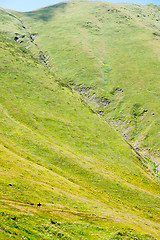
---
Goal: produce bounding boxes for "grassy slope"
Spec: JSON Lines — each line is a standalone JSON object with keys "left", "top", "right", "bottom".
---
{"left": 20, "top": 0, "right": 160, "bottom": 162}
{"left": 0, "top": 4, "right": 160, "bottom": 240}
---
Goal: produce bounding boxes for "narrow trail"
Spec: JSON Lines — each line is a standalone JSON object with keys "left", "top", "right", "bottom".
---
{"left": 1, "top": 198, "right": 160, "bottom": 233}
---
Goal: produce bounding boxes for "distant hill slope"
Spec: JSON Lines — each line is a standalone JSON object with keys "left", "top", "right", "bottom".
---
{"left": 16, "top": 0, "right": 160, "bottom": 167}
{"left": 0, "top": 2, "right": 160, "bottom": 239}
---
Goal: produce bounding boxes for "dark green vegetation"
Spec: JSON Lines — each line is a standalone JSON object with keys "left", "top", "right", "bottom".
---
{"left": 0, "top": 1, "right": 160, "bottom": 239}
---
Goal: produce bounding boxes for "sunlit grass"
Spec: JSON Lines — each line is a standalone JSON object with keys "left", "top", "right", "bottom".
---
{"left": 0, "top": 2, "right": 160, "bottom": 239}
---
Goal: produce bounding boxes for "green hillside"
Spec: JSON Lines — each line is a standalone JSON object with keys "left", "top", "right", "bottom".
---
{"left": 0, "top": 1, "right": 160, "bottom": 239}
{"left": 19, "top": 0, "right": 160, "bottom": 167}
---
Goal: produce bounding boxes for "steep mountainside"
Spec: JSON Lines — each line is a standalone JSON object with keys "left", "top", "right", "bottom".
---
{"left": 0, "top": 1, "right": 160, "bottom": 239}
{"left": 18, "top": 0, "right": 160, "bottom": 167}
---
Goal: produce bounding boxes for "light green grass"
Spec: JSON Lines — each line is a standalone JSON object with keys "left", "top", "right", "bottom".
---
{"left": 19, "top": 0, "right": 160, "bottom": 159}
{"left": 0, "top": 2, "right": 160, "bottom": 239}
